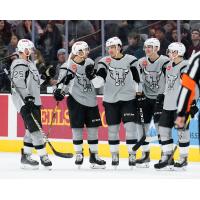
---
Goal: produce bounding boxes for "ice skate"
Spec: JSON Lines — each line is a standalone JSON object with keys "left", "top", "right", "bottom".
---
{"left": 154, "top": 153, "right": 174, "bottom": 170}
{"left": 89, "top": 149, "right": 106, "bottom": 169}
{"left": 174, "top": 157, "right": 188, "bottom": 171}
{"left": 21, "top": 149, "right": 39, "bottom": 170}
{"left": 40, "top": 154, "right": 52, "bottom": 170}
{"left": 136, "top": 151, "right": 150, "bottom": 168}
{"left": 75, "top": 153, "right": 84, "bottom": 169}
{"left": 112, "top": 153, "right": 119, "bottom": 170}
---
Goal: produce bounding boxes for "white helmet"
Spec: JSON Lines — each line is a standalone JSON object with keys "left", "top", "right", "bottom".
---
{"left": 106, "top": 37, "right": 122, "bottom": 47}
{"left": 17, "top": 39, "right": 34, "bottom": 56}
{"left": 72, "top": 41, "right": 89, "bottom": 56}
{"left": 144, "top": 38, "right": 160, "bottom": 51}
{"left": 167, "top": 42, "right": 186, "bottom": 56}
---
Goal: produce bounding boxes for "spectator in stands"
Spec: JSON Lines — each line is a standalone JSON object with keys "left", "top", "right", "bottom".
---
{"left": 123, "top": 31, "right": 145, "bottom": 59}
{"left": 7, "top": 34, "right": 19, "bottom": 55}
{"left": 68, "top": 20, "right": 97, "bottom": 49}
{"left": 118, "top": 21, "right": 129, "bottom": 45}
{"left": 171, "top": 28, "right": 178, "bottom": 42}
{"left": 155, "top": 27, "right": 170, "bottom": 55}
{"left": 53, "top": 48, "right": 66, "bottom": 80}
{"left": 105, "top": 22, "right": 119, "bottom": 41}
{"left": 170, "top": 28, "right": 191, "bottom": 59}
{"left": 33, "top": 49, "right": 46, "bottom": 73}
{"left": 38, "top": 21, "right": 63, "bottom": 64}
{"left": 163, "top": 21, "right": 177, "bottom": 42}
{"left": 148, "top": 27, "right": 156, "bottom": 38}
{"left": 186, "top": 29, "right": 200, "bottom": 58}
{"left": 16, "top": 20, "right": 39, "bottom": 42}
{"left": 0, "top": 20, "right": 12, "bottom": 59}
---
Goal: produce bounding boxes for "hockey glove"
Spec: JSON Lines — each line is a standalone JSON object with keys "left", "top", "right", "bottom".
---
{"left": 53, "top": 89, "right": 65, "bottom": 101}
{"left": 24, "top": 95, "right": 35, "bottom": 110}
{"left": 190, "top": 100, "right": 199, "bottom": 118}
{"left": 41, "top": 66, "right": 56, "bottom": 82}
{"left": 85, "top": 64, "right": 96, "bottom": 80}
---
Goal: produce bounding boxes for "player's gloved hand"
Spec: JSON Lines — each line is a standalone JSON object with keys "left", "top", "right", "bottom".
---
{"left": 190, "top": 100, "right": 199, "bottom": 118}
{"left": 53, "top": 89, "right": 65, "bottom": 101}
{"left": 24, "top": 95, "right": 35, "bottom": 110}
{"left": 136, "top": 93, "right": 146, "bottom": 108}
{"left": 41, "top": 65, "right": 56, "bottom": 81}
{"left": 85, "top": 64, "right": 96, "bottom": 80}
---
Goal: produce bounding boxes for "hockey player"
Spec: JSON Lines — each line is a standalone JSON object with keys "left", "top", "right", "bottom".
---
{"left": 10, "top": 39, "right": 53, "bottom": 169}
{"left": 154, "top": 42, "right": 198, "bottom": 170}
{"left": 53, "top": 41, "right": 106, "bottom": 169}
{"left": 175, "top": 51, "right": 200, "bottom": 129}
{"left": 135, "top": 38, "right": 170, "bottom": 167}
{"left": 175, "top": 52, "right": 200, "bottom": 169}
{"left": 85, "top": 36, "right": 141, "bottom": 168}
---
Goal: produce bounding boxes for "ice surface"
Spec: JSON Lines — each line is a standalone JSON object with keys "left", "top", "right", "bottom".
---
{"left": 0, "top": 152, "right": 199, "bottom": 179}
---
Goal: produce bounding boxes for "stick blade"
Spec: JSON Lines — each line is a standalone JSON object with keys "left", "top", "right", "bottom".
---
{"left": 132, "top": 135, "right": 146, "bottom": 151}
{"left": 53, "top": 151, "right": 73, "bottom": 158}
{"left": 47, "top": 141, "right": 73, "bottom": 158}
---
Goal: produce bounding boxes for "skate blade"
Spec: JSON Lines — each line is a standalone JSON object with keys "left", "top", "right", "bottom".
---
{"left": 21, "top": 164, "right": 39, "bottom": 170}
{"left": 174, "top": 166, "right": 187, "bottom": 171}
{"left": 90, "top": 164, "right": 106, "bottom": 169}
{"left": 129, "top": 165, "right": 135, "bottom": 170}
{"left": 155, "top": 166, "right": 174, "bottom": 171}
{"left": 42, "top": 165, "right": 53, "bottom": 171}
{"left": 112, "top": 165, "right": 118, "bottom": 170}
{"left": 77, "top": 165, "right": 82, "bottom": 170}
{"left": 136, "top": 163, "right": 150, "bottom": 168}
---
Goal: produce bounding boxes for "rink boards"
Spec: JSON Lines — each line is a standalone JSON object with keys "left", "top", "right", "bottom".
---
{"left": 0, "top": 94, "right": 200, "bottom": 162}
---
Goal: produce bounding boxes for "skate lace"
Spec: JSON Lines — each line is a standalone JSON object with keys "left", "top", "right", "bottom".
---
{"left": 41, "top": 155, "right": 50, "bottom": 163}
{"left": 129, "top": 154, "right": 136, "bottom": 162}
{"left": 112, "top": 154, "right": 119, "bottom": 161}
{"left": 95, "top": 154, "right": 102, "bottom": 161}
{"left": 26, "top": 155, "right": 35, "bottom": 162}
{"left": 76, "top": 154, "right": 83, "bottom": 161}
{"left": 177, "top": 157, "right": 186, "bottom": 164}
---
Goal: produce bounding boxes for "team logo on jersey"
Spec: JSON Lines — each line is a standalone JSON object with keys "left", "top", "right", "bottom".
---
{"left": 71, "top": 64, "right": 77, "bottom": 73}
{"left": 167, "top": 74, "right": 178, "bottom": 90}
{"left": 108, "top": 66, "right": 129, "bottom": 86}
{"left": 76, "top": 73, "right": 92, "bottom": 92}
{"left": 143, "top": 68, "right": 162, "bottom": 89}
{"left": 166, "top": 65, "right": 172, "bottom": 71}
{"left": 106, "top": 57, "right": 112, "bottom": 64}
{"left": 142, "top": 59, "right": 148, "bottom": 68}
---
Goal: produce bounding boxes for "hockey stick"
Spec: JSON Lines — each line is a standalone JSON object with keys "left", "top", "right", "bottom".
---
{"left": 132, "top": 105, "right": 146, "bottom": 151}
{"left": 0, "top": 53, "right": 18, "bottom": 62}
{"left": 4, "top": 68, "right": 73, "bottom": 158}
{"left": 0, "top": 54, "right": 18, "bottom": 76}
{"left": 46, "top": 101, "right": 59, "bottom": 138}
{"left": 168, "top": 115, "right": 191, "bottom": 164}
{"left": 47, "top": 53, "right": 75, "bottom": 138}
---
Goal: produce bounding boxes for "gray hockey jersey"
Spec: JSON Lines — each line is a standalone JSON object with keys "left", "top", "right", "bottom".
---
{"left": 10, "top": 58, "right": 41, "bottom": 112}
{"left": 138, "top": 55, "right": 170, "bottom": 99}
{"left": 57, "top": 58, "right": 97, "bottom": 107}
{"left": 163, "top": 60, "right": 188, "bottom": 110}
{"left": 97, "top": 54, "right": 139, "bottom": 103}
